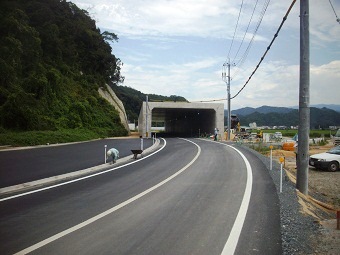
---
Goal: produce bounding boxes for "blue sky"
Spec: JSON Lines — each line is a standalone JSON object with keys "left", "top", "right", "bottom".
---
{"left": 73, "top": 0, "right": 340, "bottom": 110}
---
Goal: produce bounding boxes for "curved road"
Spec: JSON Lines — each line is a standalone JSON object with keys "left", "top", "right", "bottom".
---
{"left": 0, "top": 138, "right": 154, "bottom": 188}
{"left": 0, "top": 138, "right": 281, "bottom": 254}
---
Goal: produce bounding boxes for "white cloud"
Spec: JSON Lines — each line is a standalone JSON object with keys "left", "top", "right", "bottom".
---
{"left": 73, "top": 0, "right": 340, "bottom": 109}
{"left": 75, "top": 0, "right": 340, "bottom": 42}
{"left": 310, "top": 60, "right": 340, "bottom": 104}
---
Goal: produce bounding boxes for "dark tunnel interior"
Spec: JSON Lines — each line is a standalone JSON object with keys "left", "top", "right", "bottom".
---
{"left": 151, "top": 108, "right": 216, "bottom": 137}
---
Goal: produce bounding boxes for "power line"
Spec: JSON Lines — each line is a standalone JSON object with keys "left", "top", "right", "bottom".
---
{"left": 232, "top": 0, "right": 271, "bottom": 79}
{"left": 329, "top": 0, "right": 340, "bottom": 24}
{"left": 231, "top": 0, "right": 259, "bottom": 64}
{"left": 231, "top": 0, "right": 297, "bottom": 100}
{"left": 227, "top": 0, "right": 244, "bottom": 59}
{"left": 194, "top": 0, "right": 296, "bottom": 104}
{"left": 192, "top": 98, "right": 225, "bottom": 103}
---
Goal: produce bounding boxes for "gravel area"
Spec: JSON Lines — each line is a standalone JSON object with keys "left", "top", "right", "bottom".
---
{"left": 237, "top": 144, "right": 337, "bottom": 255}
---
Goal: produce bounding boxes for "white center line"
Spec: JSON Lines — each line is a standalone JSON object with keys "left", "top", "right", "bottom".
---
{"left": 14, "top": 138, "right": 201, "bottom": 255}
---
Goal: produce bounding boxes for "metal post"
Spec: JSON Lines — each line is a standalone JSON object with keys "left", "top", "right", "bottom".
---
{"left": 296, "top": 0, "right": 310, "bottom": 195}
{"left": 104, "top": 145, "right": 107, "bottom": 164}
{"left": 145, "top": 95, "right": 148, "bottom": 138}
{"left": 280, "top": 162, "right": 283, "bottom": 193}
{"left": 279, "top": 157, "right": 284, "bottom": 193}
{"left": 227, "top": 63, "right": 231, "bottom": 141}
{"left": 270, "top": 145, "right": 273, "bottom": 170}
{"left": 222, "top": 60, "right": 231, "bottom": 140}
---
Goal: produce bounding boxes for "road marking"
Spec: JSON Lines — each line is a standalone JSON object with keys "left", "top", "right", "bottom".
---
{"left": 1, "top": 139, "right": 167, "bottom": 202}
{"left": 14, "top": 138, "right": 201, "bottom": 254}
{"left": 221, "top": 145, "right": 253, "bottom": 255}
{"left": 198, "top": 139, "right": 253, "bottom": 255}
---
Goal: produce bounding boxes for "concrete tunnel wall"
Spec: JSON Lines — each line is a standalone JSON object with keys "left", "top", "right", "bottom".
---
{"left": 138, "top": 102, "right": 224, "bottom": 138}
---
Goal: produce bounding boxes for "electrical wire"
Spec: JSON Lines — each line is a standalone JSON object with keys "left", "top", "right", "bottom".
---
{"left": 232, "top": 0, "right": 270, "bottom": 79}
{"left": 231, "top": 0, "right": 259, "bottom": 65}
{"left": 329, "top": 0, "right": 340, "bottom": 24}
{"left": 193, "top": 0, "right": 296, "bottom": 104}
{"left": 227, "top": 0, "right": 244, "bottom": 59}
{"left": 231, "top": 0, "right": 297, "bottom": 100}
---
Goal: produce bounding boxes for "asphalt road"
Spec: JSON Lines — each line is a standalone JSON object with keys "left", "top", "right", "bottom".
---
{"left": 0, "top": 138, "right": 154, "bottom": 188}
{"left": 0, "top": 138, "right": 281, "bottom": 254}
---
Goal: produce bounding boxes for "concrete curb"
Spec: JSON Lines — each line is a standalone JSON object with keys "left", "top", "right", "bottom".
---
{"left": 0, "top": 138, "right": 160, "bottom": 197}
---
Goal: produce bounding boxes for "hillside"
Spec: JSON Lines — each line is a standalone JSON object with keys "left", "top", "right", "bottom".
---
{"left": 0, "top": 0, "right": 127, "bottom": 137}
{"left": 110, "top": 84, "right": 187, "bottom": 123}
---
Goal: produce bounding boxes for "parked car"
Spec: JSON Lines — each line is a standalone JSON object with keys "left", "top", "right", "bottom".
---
{"left": 309, "top": 146, "right": 340, "bottom": 172}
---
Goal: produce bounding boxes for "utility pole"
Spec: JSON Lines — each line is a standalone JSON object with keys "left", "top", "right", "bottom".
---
{"left": 222, "top": 60, "right": 232, "bottom": 140}
{"left": 296, "top": 0, "right": 310, "bottom": 195}
{"left": 145, "top": 95, "right": 149, "bottom": 138}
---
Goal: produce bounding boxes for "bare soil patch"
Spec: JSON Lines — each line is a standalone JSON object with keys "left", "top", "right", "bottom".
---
{"left": 269, "top": 143, "right": 340, "bottom": 254}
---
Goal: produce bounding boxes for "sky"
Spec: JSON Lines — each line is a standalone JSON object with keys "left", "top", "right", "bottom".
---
{"left": 73, "top": 0, "right": 340, "bottom": 110}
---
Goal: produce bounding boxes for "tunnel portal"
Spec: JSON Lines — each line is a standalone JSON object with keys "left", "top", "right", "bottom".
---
{"left": 138, "top": 102, "right": 224, "bottom": 138}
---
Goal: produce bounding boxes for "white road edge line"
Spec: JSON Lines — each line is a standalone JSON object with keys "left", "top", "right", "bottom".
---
{"left": 14, "top": 138, "right": 201, "bottom": 255}
{"left": 199, "top": 139, "right": 253, "bottom": 255}
{"left": 0, "top": 139, "right": 167, "bottom": 202}
{"left": 221, "top": 144, "right": 253, "bottom": 255}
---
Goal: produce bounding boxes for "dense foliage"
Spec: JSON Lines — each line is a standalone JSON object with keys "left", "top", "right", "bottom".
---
{"left": 0, "top": 0, "right": 126, "bottom": 137}
{"left": 110, "top": 84, "right": 187, "bottom": 123}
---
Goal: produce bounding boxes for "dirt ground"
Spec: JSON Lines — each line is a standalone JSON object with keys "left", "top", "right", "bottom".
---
{"left": 270, "top": 143, "right": 340, "bottom": 254}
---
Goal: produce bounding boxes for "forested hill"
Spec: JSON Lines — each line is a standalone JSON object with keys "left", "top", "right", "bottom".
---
{"left": 111, "top": 84, "right": 187, "bottom": 123}
{"left": 0, "top": 0, "right": 127, "bottom": 136}
{"left": 231, "top": 107, "right": 340, "bottom": 129}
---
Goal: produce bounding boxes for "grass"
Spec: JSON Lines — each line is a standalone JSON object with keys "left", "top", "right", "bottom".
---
{"left": 0, "top": 128, "right": 127, "bottom": 147}
{"left": 252, "top": 129, "right": 336, "bottom": 138}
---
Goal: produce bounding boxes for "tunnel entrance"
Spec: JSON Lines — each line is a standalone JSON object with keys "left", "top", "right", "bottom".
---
{"left": 156, "top": 108, "right": 215, "bottom": 137}
{"left": 138, "top": 102, "right": 224, "bottom": 138}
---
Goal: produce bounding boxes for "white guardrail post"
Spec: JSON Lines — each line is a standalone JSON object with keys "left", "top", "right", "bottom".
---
{"left": 279, "top": 157, "right": 284, "bottom": 193}
{"left": 105, "top": 145, "right": 107, "bottom": 164}
{"left": 270, "top": 145, "right": 273, "bottom": 170}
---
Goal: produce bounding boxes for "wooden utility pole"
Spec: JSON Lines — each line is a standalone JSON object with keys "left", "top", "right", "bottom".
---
{"left": 296, "top": 0, "right": 310, "bottom": 195}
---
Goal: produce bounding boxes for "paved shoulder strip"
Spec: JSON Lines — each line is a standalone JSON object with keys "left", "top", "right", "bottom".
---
{"left": 199, "top": 139, "right": 253, "bottom": 255}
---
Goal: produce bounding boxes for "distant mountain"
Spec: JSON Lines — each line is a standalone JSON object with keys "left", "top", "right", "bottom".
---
{"left": 230, "top": 105, "right": 294, "bottom": 116}
{"left": 229, "top": 104, "right": 340, "bottom": 117}
{"left": 291, "top": 104, "right": 340, "bottom": 112}
{"left": 224, "top": 105, "right": 340, "bottom": 128}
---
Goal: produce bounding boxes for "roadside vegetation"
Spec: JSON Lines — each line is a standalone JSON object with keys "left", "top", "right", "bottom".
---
{"left": 0, "top": 128, "right": 123, "bottom": 147}
{"left": 244, "top": 129, "right": 333, "bottom": 155}
{"left": 0, "top": 0, "right": 127, "bottom": 144}
{"left": 252, "top": 129, "right": 337, "bottom": 138}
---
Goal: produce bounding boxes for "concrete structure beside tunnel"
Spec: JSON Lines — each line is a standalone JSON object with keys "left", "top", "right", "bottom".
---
{"left": 138, "top": 102, "right": 224, "bottom": 138}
